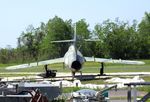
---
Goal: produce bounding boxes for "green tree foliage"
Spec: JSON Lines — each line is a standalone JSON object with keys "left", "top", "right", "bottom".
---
{"left": 93, "top": 23, "right": 110, "bottom": 58}
{"left": 138, "top": 12, "right": 150, "bottom": 58}
{"left": 19, "top": 25, "right": 35, "bottom": 64}
{"left": 41, "top": 16, "right": 73, "bottom": 59}
{"left": 76, "top": 19, "right": 91, "bottom": 56}
{"left": 17, "top": 24, "right": 46, "bottom": 64}
{"left": 0, "top": 48, "right": 9, "bottom": 64}
{"left": 76, "top": 19, "right": 90, "bottom": 39}
{"left": 94, "top": 19, "right": 140, "bottom": 59}
{"left": 0, "top": 45, "right": 16, "bottom": 64}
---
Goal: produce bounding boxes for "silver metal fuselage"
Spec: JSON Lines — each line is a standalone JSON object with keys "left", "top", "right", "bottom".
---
{"left": 64, "top": 45, "right": 85, "bottom": 72}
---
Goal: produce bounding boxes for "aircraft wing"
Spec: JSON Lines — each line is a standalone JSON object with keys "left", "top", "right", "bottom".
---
{"left": 84, "top": 57, "right": 145, "bottom": 65}
{"left": 6, "top": 58, "right": 64, "bottom": 70}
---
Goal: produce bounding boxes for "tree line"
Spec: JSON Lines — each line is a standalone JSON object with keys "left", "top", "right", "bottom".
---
{"left": 0, "top": 12, "right": 150, "bottom": 64}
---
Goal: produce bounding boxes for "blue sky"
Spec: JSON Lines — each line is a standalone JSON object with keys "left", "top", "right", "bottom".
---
{"left": 0, "top": 0, "right": 150, "bottom": 48}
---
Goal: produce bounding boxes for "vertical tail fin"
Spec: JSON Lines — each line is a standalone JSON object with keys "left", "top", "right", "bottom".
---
{"left": 74, "top": 24, "right": 77, "bottom": 57}
{"left": 73, "top": 24, "right": 77, "bottom": 46}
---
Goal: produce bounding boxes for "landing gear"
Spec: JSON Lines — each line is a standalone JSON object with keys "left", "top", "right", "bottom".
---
{"left": 44, "top": 64, "right": 57, "bottom": 78}
{"left": 100, "top": 62, "right": 104, "bottom": 75}
{"left": 79, "top": 71, "right": 82, "bottom": 80}
{"left": 71, "top": 71, "right": 82, "bottom": 80}
{"left": 72, "top": 72, "right": 75, "bottom": 81}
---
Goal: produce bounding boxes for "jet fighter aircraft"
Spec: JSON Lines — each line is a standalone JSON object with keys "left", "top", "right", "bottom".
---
{"left": 6, "top": 26, "right": 145, "bottom": 79}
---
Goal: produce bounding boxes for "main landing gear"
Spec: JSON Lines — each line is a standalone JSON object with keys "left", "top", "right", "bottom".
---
{"left": 99, "top": 62, "right": 105, "bottom": 76}
{"left": 72, "top": 71, "right": 82, "bottom": 81}
{"left": 44, "top": 64, "right": 57, "bottom": 78}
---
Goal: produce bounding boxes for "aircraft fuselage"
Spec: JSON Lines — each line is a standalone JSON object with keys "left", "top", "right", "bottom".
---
{"left": 64, "top": 45, "right": 85, "bottom": 72}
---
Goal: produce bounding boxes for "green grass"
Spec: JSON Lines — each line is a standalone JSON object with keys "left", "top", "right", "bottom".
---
{"left": 62, "top": 87, "right": 82, "bottom": 93}
{"left": 0, "top": 73, "right": 36, "bottom": 77}
{"left": 142, "top": 76, "right": 150, "bottom": 82}
{"left": 137, "top": 86, "right": 150, "bottom": 92}
{"left": 137, "top": 76, "right": 150, "bottom": 93}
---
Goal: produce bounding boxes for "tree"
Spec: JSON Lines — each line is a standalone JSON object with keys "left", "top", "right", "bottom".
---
{"left": 41, "top": 16, "right": 73, "bottom": 59}
{"left": 95, "top": 18, "right": 139, "bottom": 59}
{"left": 18, "top": 25, "right": 35, "bottom": 64}
{"left": 76, "top": 19, "right": 92, "bottom": 56}
{"left": 93, "top": 23, "right": 109, "bottom": 57}
{"left": 138, "top": 12, "right": 150, "bottom": 58}
{"left": 33, "top": 24, "right": 46, "bottom": 64}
